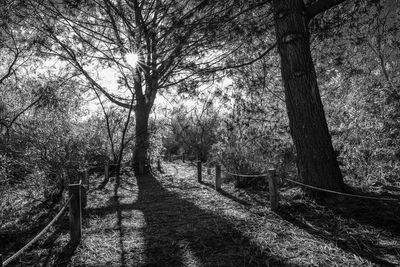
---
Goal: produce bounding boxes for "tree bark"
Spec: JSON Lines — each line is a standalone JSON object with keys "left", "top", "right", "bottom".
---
{"left": 134, "top": 100, "right": 151, "bottom": 175}
{"left": 272, "top": 0, "right": 344, "bottom": 192}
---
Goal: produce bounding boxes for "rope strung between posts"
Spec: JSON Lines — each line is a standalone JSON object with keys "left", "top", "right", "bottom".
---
{"left": 194, "top": 160, "right": 272, "bottom": 177}
{"left": 284, "top": 178, "right": 400, "bottom": 202}
{"left": 176, "top": 158, "right": 399, "bottom": 204}
{"left": 169, "top": 154, "right": 183, "bottom": 161}
{"left": 108, "top": 161, "right": 131, "bottom": 167}
{"left": 195, "top": 159, "right": 399, "bottom": 203}
{"left": 3, "top": 196, "right": 73, "bottom": 266}
{"left": 223, "top": 170, "right": 269, "bottom": 178}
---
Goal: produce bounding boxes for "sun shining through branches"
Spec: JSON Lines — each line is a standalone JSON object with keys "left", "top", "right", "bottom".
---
{"left": 125, "top": 52, "right": 140, "bottom": 69}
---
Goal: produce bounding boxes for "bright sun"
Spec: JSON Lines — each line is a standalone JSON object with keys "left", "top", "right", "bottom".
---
{"left": 125, "top": 52, "right": 139, "bottom": 68}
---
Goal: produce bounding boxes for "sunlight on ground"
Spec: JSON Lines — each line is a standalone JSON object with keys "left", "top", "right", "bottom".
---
{"left": 77, "top": 209, "right": 148, "bottom": 265}
{"left": 73, "top": 175, "right": 148, "bottom": 266}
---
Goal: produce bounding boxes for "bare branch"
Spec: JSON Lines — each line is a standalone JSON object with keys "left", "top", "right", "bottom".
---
{"left": 0, "top": 48, "right": 19, "bottom": 85}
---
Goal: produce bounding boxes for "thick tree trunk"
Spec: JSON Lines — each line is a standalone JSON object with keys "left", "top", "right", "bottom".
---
{"left": 134, "top": 102, "right": 150, "bottom": 175}
{"left": 272, "top": 0, "right": 344, "bottom": 192}
{"left": 132, "top": 67, "right": 158, "bottom": 175}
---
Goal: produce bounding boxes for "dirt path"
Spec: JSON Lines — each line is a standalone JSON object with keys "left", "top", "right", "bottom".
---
{"left": 53, "top": 161, "right": 375, "bottom": 267}
{"left": 2, "top": 162, "right": 399, "bottom": 266}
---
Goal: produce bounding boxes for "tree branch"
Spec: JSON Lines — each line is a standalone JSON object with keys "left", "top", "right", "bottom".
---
{"left": 0, "top": 49, "right": 19, "bottom": 85}
{"left": 305, "top": 0, "right": 347, "bottom": 21}
{"left": 205, "top": 43, "right": 277, "bottom": 73}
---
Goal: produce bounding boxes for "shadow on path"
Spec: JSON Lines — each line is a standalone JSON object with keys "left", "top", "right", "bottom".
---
{"left": 88, "top": 174, "right": 297, "bottom": 266}
{"left": 138, "top": 174, "right": 298, "bottom": 266}
{"left": 200, "top": 180, "right": 252, "bottom": 207}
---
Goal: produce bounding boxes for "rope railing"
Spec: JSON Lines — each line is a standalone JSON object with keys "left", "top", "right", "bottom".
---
{"left": 114, "top": 154, "right": 398, "bottom": 209}
{"left": 1, "top": 157, "right": 135, "bottom": 265}
{"left": 1, "top": 160, "right": 105, "bottom": 265}
{"left": 2, "top": 196, "right": 72, "bottom": 266}
{"left": 188, "top": 158, "right": 400, "bottom": 212}
{"left": 194, "top": 160, "right": 279, "bottom": 210}
{"left": 284, "top": 178, "right": 400, "bottom": 202}
{"left": 222, "top": 171, "right": 269, "bottom": 178}
{"left": 1, "top": 177, "right": 88, "bottom": 266}
{"left": 168, "top": 153, "right": 186, "bottom": 162}
{"left": 219, "top": 168, "right": 400, "bottom": 203}
{"left": 108, "top": 161, "right": 131, "bottom": 167}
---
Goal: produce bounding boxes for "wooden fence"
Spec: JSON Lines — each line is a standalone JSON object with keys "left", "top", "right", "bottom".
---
{"left": 196, "top": 161, "right": 279, "bottom": 211}
{"left": 1, "top": 175, "right": 87, "bottom": 266}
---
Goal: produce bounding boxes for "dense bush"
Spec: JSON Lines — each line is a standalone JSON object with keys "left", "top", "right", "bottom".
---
{"left": 162, "top": 101, "right": 219, "bottom": 161}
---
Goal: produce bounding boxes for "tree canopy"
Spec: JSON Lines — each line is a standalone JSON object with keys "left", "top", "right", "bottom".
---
{"left": 1, "top": 0, "right": 399, "bottom": 194}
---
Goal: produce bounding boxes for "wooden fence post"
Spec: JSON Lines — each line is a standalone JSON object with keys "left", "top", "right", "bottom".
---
{"left": 138, "top": 161, "right": 144, "bottom": 174}
{"left": 105, "top": 162, "right": 109, "bottom": 181}
{"left": 215, "top": 165, "right": 221, "bottom": 191}
{"left": 268, "top": 169, "right": 278, "bottom": 211}
{"left": 81, "top": 169, "right": 89, "bottom": 208}
{"left": 69, "top": 182, "right": 82, "bottom": 244}
{"left": 197, "top": 161, "right": 202, "bottom": 183}
{"left": 157, "top": 159, "right": 162, "bottom": 171}
{"left": 85, "top": 169, "right": 89, "bottom": 191}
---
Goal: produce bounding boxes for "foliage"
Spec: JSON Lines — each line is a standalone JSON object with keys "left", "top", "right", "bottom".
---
{"left": 148, "top": 119, "right": 165, "bottom": 164}
{"left": 162, "top": 93, "right": 221, "bottom": 161}
{"left": 205, "top": 42, "right": 293, "bottom": 186}
{"left": 313, "top": 0, "right": 400, "bottom": 187}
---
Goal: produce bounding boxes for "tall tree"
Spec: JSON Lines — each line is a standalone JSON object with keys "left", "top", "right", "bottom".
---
{"left": 272, "top": 0, "right": 347, "bottom": 192}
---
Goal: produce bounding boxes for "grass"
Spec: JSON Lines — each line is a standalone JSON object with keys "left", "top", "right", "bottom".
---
{"left": 1, "top": 160, "right": 399, "bottom": 266}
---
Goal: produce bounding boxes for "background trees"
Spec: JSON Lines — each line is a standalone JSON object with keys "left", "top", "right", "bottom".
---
{"left": 163, "top": 98, "right": 220, "bottom": 161}
{"left": 26, "top": 0, "right": 266, "bottom": 174}
{"left": 1, "top": 0, "right": 399, "bottom": 200}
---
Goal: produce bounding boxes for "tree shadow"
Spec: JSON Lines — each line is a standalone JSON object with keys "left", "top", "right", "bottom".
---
{"left": 277, "top": 190, "right": 400, "bottom": 267}
{"left": 200, "top": 170, "right": 268, "bottom": 207}
{"left": 87, "top": 174, "right": 297, "bottom": 266}
{"left": 200, "top": 180, "right": 252, "bottom": 206}
{"left": 106, "top": 195, "right": 128, "bottom": 267}
{"left": 137, "top": 174, "right": 297, "bottom": 266}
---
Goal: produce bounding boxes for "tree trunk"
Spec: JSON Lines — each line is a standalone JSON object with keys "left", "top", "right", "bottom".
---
{"left": 272, "top": 0, "right": 344, "bottom": 192}
{"left": 134, "top": 100, "right": 151, "bottom": 175}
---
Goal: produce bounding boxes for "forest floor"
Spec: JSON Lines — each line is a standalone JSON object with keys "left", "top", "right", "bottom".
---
{"left": 1, "top": 161, "right": 400, "bottom": 266}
